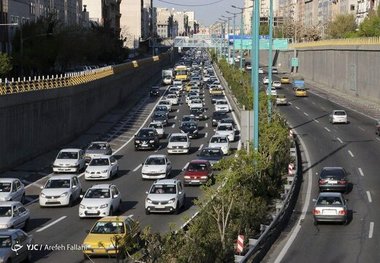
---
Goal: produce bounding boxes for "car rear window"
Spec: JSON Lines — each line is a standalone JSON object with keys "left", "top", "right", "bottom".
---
{"left": 334, "top": 111, "right": 346, "bottom": 116}
{"left": 320, "top": 168, "right": 346, "bottom": 179}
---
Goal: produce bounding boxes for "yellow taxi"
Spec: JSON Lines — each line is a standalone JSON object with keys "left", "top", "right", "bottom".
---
{"left": 280, "top": 76, "right": 291, "bottom": 84}
{"left": 82, "top": 216, "right": 139, "bottom": 258}
{"left": 209, "top": 86, "right": 224, "bottom": 95}
{"left": 295, "top": 87, "right": 307, "bottom": 97}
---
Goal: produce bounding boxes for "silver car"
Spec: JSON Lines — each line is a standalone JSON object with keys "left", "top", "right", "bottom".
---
{"left": 0, "top": 202, "right": 30, "bottom": 229}
{"left": 0, "top": 179, "right": 25, "bottom": 203}
{"left": 52, "top": 148, "right": 86, "bottom": 173}
{"left": 84, "top": 141, "right": 112, "bottom": 163}
{"left": 84, "top": 155, "right": 119, "bottom": 180}
{"left": 0, "top": 229, "right": 33, "bottom": 263}
{"left": 141, "top": 155, "right": 172, "bottom": 180}
{"left": 313, "top": 192, "right": 348, "bottom": 224}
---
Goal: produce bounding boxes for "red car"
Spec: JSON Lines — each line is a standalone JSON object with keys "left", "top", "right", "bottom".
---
{"left": 183, "top": 160, "right": 213, "bottom": 185}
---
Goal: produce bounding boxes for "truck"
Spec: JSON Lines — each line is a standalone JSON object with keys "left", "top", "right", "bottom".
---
{"left": 162, "top": 69, "right": 173, "bottom": 85}
{"left": 292, "top": 74, "right": 305, "bottom": 90}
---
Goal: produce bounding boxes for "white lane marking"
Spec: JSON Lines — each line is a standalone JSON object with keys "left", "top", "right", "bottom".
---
{"left": 295, "top": 106, "right": 300, "bottom": 110}
{"left": 171, "top": 124, "right": 175, "bottom": 128}
{"left": 314, "top": 119, "right": 320, "bottom": 123}
{"left": 366, "top": 191, "right": 372, "bottom": 203}
{"left": 205, "top": 123, "right": 208, "bottom": 128}
{"left": 25, "top": 198, "right": 39, "bottom": 207}
{"left": 358, "top": 168, "right": 364, "bottom": 176}
{"left": 337, "top": 137, "right": 343, "bottom": 144}
{"left": 324, "top": 127, "right": 331, "bottom": 132}
{"left": 183, "top": 162, "right": 189, "bottom": 171}
{"left": 36, "top": 216, "right": 67, "bottom": 233}
{"left": 376, "top": 138, "right": 380, "bottom": 142}
{"left": 348, "top": 150, "right": 354, "bottom": 157}
{"left": 312, "top": 102, "right": 316, "bottom": 105}
{"left": 198, "top": 144, "right": 204, "bottom": 151}
{"left": 133, "top": 164, "right": 142, "bottom": 172}
{"left": 369, "top": 222, "right": 374, "bottom": 238}
{"left": 274, "top": 129, "right": 313, "bottom": 263}
{"left": 303, "top": 112, "right": 309, "bottom": 116}
{"left": 176, "top": 109, "right": 179, "bottom": 113}
{"left": 358, "top": 126, "right": 365, "bottom": 131}
{"left": 174, "top": 116, "right": 178, "bottom": 120}
{"left": 205, "top": 132, "right": 208, "bottom": 138}
{"left": 155, "top": 145, "right": 162, "bottom": 152}
{"left": 77, "top": 172, "right": 85, "bottom": 178}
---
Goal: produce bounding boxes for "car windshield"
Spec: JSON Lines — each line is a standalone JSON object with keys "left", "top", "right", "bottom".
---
{"left": 217, "top": 125, "right": 233, "bottom": 131}
{"left": 91, "top": 221, "right": 125, "bottom": 234}
{"left": 145, "top": 157, "right": 165, "bottom": 165}
{"left": 170, "top": 136, "right": 187, "bottom": 142}
{"left": 317, "top": 196, "right": 343, "bottom": 205}
{"left": 213, "top": 112, "right": 227, "bottom": 118}
{"left": 57, "top": 151, "right": 78, "bottom": 159}
{"left": 0, "top": 207, "right": 12, "bottom": 217}
{"left": 334, "top": 111, "right": 346, "bottom": 116}
{"left": 88, "top": 143, "right": 107, "bottom": 150}
{"left": 200, "top": 149, "right": 222, "bottom": 157}
{"left": 89, "top": 158, "right": 110, "bottom": 166}
{"left": 150, "top": 184, "right": 176, "bottom": 194}
{"left": 159, "top": 101, "right": 170, "bottom": 105}
{"left": 45, "top": 179, "right": 71, "bottom": 189}
{"left": 187, "top": 163, "right": 207, "bottom": 172}
{"left": 138, "top": 130, "right": 155, "bottom": 137}
{"left": 149, "top": 123, "right": 162, "bottom": 129}
{"left": 0, "top": 183, "right": 11, "bottom": 193}
{"left": 320, "top": 169, "right": 345, "bottom": 179}
{"left": 84, "top": 189, "right": 110, "bottom": 199}
{"left": 211, "top": 137, "right": 227, "bottom": 143}
{"left": 155, "top": 106, "right": 167, "bottom": 112}
{"left": 154, "top": 113, "right": 165, "bottom": 118}
{"left": 182, "top": 122, "right": 196, "bottom": 129}
{"left": 216, "top": 100, "right": 227, "bottom": 105}
{"left": 182, "top": 117, "right": 194, "bottom": 122}
{"left": 0, "top": 236, "right": 12, "bottom": 248}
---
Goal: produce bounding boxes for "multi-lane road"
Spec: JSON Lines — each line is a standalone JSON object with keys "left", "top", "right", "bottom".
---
{"left": 12, "top": 65, "right": 240, "bottom": 262}
{"left": 266, "top": 77, "right": 380, "bottom": 263}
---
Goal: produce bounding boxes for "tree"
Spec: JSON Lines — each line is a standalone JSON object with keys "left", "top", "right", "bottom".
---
{"left": 358, "top": 6, "right": 380, "bottom": 37}
{"left": 325, "top": 14, "right": 357, "bottom": 38}
{"left": 0, "top": 53, "right": 12, "bottom": 77}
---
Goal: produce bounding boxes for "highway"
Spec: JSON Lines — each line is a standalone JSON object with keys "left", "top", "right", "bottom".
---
{"left": 268, "top": 77, "right": 380, "bottom": 263}
{"left": 15, "top": 65, "right": 240, "bottom": 262}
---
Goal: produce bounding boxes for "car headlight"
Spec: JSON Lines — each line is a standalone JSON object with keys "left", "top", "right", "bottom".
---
{"left": 0, "top": 224, "right": 10, "bottom": 228}
{"left": 40, "top": 193, "right": 46, "bottom": 198}
{"left": 168, "top": 198, "right": 176, "bottom": 204}
{"left": 146, "top": 198, "right": 152, "bottom": 204}
{"left": 135, "top": 140, "right": 140, "bottom": 143}
{"left": 60, "top": 192, "right": 68, "bottom": 197}
{"left": 83, "top": 243, "right": 91, "bottom": 249}
{"left": 100, "top": 204, "right": 108, "bottom": 209}
{"left": 149, "top": 140, "right": 155, "bottom": 143}
{"left": 80, "top": 204, "right": 85, "bottom": 209}
{"left": 193, "top": 130, "right": 198, "bottom": 133}
{"left": 101, "top": 170, "right": 108, "bottom": 173}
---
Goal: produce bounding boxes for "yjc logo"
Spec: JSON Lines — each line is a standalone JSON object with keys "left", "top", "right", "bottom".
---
{"left": 11, "top": 242, "right": 23, "bottom": 255}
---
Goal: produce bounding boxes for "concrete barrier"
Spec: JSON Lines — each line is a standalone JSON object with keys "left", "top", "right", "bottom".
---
{"left": 0, "top": 53, "right": 172, "bottom": 172}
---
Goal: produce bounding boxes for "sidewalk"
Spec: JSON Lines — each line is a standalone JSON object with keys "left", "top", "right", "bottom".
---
{"left": 305, "top": 79, "right": 380, "bottom": 120}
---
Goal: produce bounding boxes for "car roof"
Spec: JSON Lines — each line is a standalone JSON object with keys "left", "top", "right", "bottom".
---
{"left": 89, "top": 184, "right": 113, "bottom": 189}
{"left": 0, "top": 201, "right": 23, "bottom": 206}
{"left": 333, "top": 110, "right": 346, "bottom": 113}
{"left": 317, "top": 192, "right": 343, "bottom": 198}
{"left": 146, "top": 154, "right": 167, "bottom": 159}
{"left": 153, "top": 179, "right": 179, "bottom": 185}
{"left": 49, "top": 174, "right": 78, "bottom": 180}
{"left": 211, "top": 134, "right": 228, "bottom": 139}
{"left": 217, "top": 123, "right": 233, "bottom": 127}
{"left": 97, "top": 215, "right": 133, "bottom": 222}
{"left": 0, "top": 178, "right": 20, "bottom": 183}
{"left": 170, "top": 133, "right": 188, "bottom": 137}
{"left": 60, "top": 148, "right": 82, "bottom": 152}
{"left": 90, "top": 155, "right": 111, "bottom": 159}
{"left": 321, "top": 167, "right": 344, "bottom": 171}
{"left": 90, "top": 141, "right": 108, "bottom": 145}
{"left": 189, "top": 159, "right": 210, "bottom": 164}
{"left": 0, "top": 229, "right": 24, "bottom": 235}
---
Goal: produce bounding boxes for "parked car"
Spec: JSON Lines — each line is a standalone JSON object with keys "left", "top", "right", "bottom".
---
{"left": 141, "top": 155, "right": 172, "bottom": 180}
{"left": 197, "top": 147, "right": 224, "bottom": 166}
{"left": 208, "top": 135, "right": 230, "bottom": 155}
{"left": 134, "top": 128, "right": 160, "bottom": 151}
{"left": 39, "top": 174, "right": 82, "bottom": 207}
{"left": 84, "top": 155, "right": 119, "bottom": 180}
{"left": 0, "top": 179, "right": 25, "bottom": 202}
{"left": 312, "top": 192, "right": 348, "bottom": 224}
{"left": 329, "top": 110, "right": 348, "bottom": 124}
{"left": 52, "top": 148, "right": 86, "bottom": 173}
{"left": 318, "top": 167, "right": 348, "bottom": 192}
{"left": 148, "top": 121, "right": 165, "bottom": 138}
{"left": 0, "top": 229, "right": 33, "bottom": 262}
{"left": 179, "top": 121, "right": 199, "bottom": 139}
{"left": 276, "top": 94, "right": 288, "bottom": 106}
{"left": 82, "top": 215, "right": 140, "bottom": 258}
{"left": 84, "top": 142, "right": 112, "bottom": 163}
{"left": 79, "top": 184, "right": 122, "bottom": 218}
{"left": 215, "top": 123, "right": 235, "bottom": 142}
{"left": 145, "top": 179, "right": 186, "bottom": 215}
{"left": 0, "top": 202, "right": 30, "bottom": 229}
{"left": 184, "top": 160, "right": 213, "bottom": 185}
{"left": 167, "top": 133, "right": 191, "bottom": 154}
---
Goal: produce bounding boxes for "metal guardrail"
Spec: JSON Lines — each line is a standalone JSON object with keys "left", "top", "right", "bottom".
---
{"left": 290, "top": 37, "right": 380, "bottom": 48}
{"left": 0, "top": 55, "right": 166, "bottom": 96}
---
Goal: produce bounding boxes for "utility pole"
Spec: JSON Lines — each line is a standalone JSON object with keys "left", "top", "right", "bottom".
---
{"left": 267, "top": 0, "right": 274, "bottom": 123}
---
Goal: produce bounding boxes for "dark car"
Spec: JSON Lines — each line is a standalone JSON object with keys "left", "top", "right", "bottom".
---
{"left": 212, "top": 111, "right": 228, "bottom": 127}
{"left": 155, "top": 106, "right": 170, "bottom": 118}
{"left": 190, "top": 107, "right": 206, "bottom": 120}
{"left": 150, "top": 86, "right": 160, "bottom": 97}
{"left": 219, "top": 117, "right": 236, "bottom": 129}
{"left": 179, "top": 121, "right": 199, "bottom": 138}
{"left": 152, "top": 111, "right": 168, "bottom": 126}
{"left": 134, "top": 128, "right": 160, "bottom": 151}
{"left": 318, "top": 167, "right": 348, "bottom": 192}
{"left": 197, "top": 147, "right": 224, "bottom": 166}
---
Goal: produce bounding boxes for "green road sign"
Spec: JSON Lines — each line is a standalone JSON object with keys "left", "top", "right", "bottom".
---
{"left": 234, "top": 38, "right": 289, "bottom": 50}
{"left": 291, "top": 57, "right": 299, "bottom": 67}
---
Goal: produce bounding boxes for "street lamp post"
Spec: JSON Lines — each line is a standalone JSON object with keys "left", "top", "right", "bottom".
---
{"left": 267, "top": 0, "right": 274, "bottom": 123}
{"left": 221, "top": 15, "right": 232, "bottom": 63}
{"left": 218, "top": 19, "right": 227, "bottom": 59}
{"left": 226, "top": 11, "right": 239, "bottom": 68}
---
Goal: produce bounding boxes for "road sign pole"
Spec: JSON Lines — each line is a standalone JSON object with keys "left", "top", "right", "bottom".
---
{"left": 239, "top": 13, "right": 244, "bottom": 70}
{"left": 267, "top": 0, "right": 274, "bottom": 123}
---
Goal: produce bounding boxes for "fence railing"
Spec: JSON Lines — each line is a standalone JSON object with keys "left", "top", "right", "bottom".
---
{"left": 290, "top": 37, "right": 380, "bottom": 48}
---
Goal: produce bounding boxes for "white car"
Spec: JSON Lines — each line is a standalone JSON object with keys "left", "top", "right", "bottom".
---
{"left": 84, "top": 141, "right": 112, "bottom": 163}
{"left": 214, "top": 99, "right": 230, "bottom": 112}
{"left": 158, "top": 100, "right": 172, "bottom": 112}
{"left": 165, "top": 94, "right": 179, "bottom": 105}
{"left": 84, "top": 155, "right": 118, "bottom": 180}
{"left": 276, "top": 94, "right": 288, "bottom": 106}
{"left": 263, "top": 76, "right": 269, "bottom": 84}
{"left": 167, "top": 133, "right": 191, "bottom": 154}
{"left": 39, "top": 174, "right": 82, "bottom": 207}
{"left": 52, "top": 148, "right": 86, "bottom": 173}
{"left": 141, "top": 155, "right": 172, "bottom": 179}
{"left": 186, "top": 94, "right": 200, "bottom": 105}
{"left": 273, "top": 80, "right": 282, "bottom": 88}
{"left": 148, "top": 121, "right": 165, "bottom": 138}
{"left": 79, "top": 184, "right": 122, "bottom": 218}
{"left": 172, "top": 80, "right": 183, "bottom": 90}
{"left": 0, "top": 179, "right": 25, "bottom": 202}
{"left": 162, "top": 76, "right": 172, "bottom": 85}
{"left": 272, "top": 67, "right": 278, "bottom": 74}
{"left": 208, "top": 135, "right": 230, "bottom": 155}
{"left": 0, "top": 202, "right": 30, "bottom": 229}
{"left": 267, "top": 87, "right": 277, "bottom": 96}
{"left": 203, "top": 75, "right": 210, "bottom": 82}
{"left": 329, "top": 110, "right": 348, "bottom": 124}
{"left": 145, "top": 179, "right": 186, "bottom": 214}
{"left": 259, "top": 68, "right": 264, "bottom": 74}
{"left": 189, "top": 98, "right": 204, "bottom": 108}
{"left": 215, "top": 123, "right": 235, "bottom": 142}
{"left": 190, "top": 86, "right": 201, "bottom": 94}
{"left": 168, "top": 86, "right": 181, "bottom": 96}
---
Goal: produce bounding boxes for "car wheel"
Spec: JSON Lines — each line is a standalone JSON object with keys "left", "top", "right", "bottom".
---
{"left": 117, "top": 200, "right": 122, "bottom": 212}
{"left": 109, "top": 207, "right": 113, "bottom": 216}
{"left": 175, "top": 201, "right": 181, "bottom": 214}
{"left": 21, "top": 193, "right": 25, "bottom": 204}
{"left": 145, "top": 209, "right": 150, "bottom": 215}
{"left": 26, "top": 251, "right": 33, "bottom": 262}
{"left": 23, "top": 218, "right": 30, "bottom": 231}
{"left": 68, "top": 196, "right": 73, "bottom": 207}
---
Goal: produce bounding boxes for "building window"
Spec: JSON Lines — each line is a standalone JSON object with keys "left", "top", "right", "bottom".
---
{"left": 350, "top": 4, "right": 355, "bottom": 10}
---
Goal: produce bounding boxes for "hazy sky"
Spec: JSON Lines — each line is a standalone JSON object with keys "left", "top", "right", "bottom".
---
{"left": 155, "top": 0, "right": 244, "bottom": 26}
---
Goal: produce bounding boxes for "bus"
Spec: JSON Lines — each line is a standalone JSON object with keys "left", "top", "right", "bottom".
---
{"left": 174, "top": 65, "right": 189, "bottom": 81}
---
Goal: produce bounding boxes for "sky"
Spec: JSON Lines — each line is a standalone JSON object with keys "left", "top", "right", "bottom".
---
{"left": 155, "top": 0, "right": 244, "bottom": 26}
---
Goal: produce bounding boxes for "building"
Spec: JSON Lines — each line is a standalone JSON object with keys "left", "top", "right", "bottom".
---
{"left": 155, "top": 7, "right": 174, "bottom": 38}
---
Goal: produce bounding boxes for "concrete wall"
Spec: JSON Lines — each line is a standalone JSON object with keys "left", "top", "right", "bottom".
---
{"left": 259, "top": 46, "right": 380, "bottom": 105}
{"left": 0, "top": 54, "right": 171, "bottom": 172}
